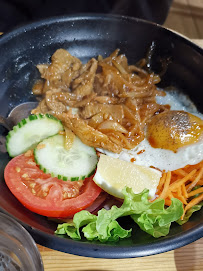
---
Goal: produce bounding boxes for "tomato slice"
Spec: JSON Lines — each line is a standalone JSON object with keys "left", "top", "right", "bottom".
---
{"left": 4, "top": 154, "right": 102, "bottom": 217}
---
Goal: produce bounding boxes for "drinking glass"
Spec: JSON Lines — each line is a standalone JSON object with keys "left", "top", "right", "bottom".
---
{"left": 0, "top": 212, "right": 44, "bottom": 271}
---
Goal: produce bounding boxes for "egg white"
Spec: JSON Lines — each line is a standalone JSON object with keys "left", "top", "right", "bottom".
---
{"left": 98, "top": 90, "right": 203, "bottom": 172}
{"left": 101, "top": 137, "right": 203, "bottom": 171}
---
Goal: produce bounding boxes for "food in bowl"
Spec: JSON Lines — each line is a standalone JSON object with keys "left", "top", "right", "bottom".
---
{"left": 4, "top": 48, "right": 203, "bottom": 242}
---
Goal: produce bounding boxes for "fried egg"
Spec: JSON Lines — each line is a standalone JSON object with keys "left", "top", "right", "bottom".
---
{"left": 99, "top": 91, "right": 203, "bottom": 171}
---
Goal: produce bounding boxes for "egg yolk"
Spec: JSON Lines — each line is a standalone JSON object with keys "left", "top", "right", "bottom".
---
{"left": 146, "top": 110, "right": 203, "bottom": 152}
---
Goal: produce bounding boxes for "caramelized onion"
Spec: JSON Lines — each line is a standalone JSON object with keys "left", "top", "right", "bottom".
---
{"left": 97, "top": 120, "right": 128, "bottom": 134}
{"left": 64, "top": 127, "right": 75, "bottom": 150}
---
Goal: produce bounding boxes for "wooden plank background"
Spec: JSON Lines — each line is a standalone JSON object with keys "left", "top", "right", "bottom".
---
{"left": 164, "top": 0, "right": 203, "bottom": 39}
{"left": 38, "top": 237, "right": 203, "bottom": 271}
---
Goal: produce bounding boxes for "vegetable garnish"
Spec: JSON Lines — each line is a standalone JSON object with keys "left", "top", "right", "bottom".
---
{"left": 177, "top": 202, "right": 203, "bottom": 225}
{"left": 6, "top": 114, "right": 64, "bottom": 157}
{"left": 55, "top": 188, "right": 183, "bottom": 242}
{"left": 34, "top": 134, "right": 98, "bottom": 181}
{"left": 156, "top": 162, "right": 203, "bottom": 220}
{"left": 4, "top": 153, "right": 101, "bottom": 217}
{"left": 177, "top": 186, "right": 203, "bottom": 225}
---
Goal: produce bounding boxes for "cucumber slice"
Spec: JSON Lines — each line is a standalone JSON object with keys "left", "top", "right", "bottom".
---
{"left": 6, "top": 114, "right": 64, "bottom": 157}
{"left": 34, "top": 134, "right": 98, "bottom": 181}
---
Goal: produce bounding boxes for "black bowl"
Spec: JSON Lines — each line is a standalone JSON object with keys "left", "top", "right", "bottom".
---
{"left": 0, "top": 15, "right": 202, "bottom": 258}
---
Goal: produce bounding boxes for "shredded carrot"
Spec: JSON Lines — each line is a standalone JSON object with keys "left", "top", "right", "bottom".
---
{"left": 172, "top": 192, "right": 187, "bottom": 205}
{"left": 168, "top": 191, "right": 174, "bottom": 199}
{"left": 181, "top": 184, "right": 188, "bottom": 199}
{"left": 159, "top": 171, "right": 171, "bottom": 199}
{"left": 184, "top": 193, "right": 203, "bottom": 215}
{"left": 185, "top": 161, "right": 203, "bottom": 172}
{"left": 169, "top": 169, "right": 197, "bottom": 192}
{"left": 164, "top": 199, "right": 172, "bottom": 206}
{"left": 156, "top": 173, "right": 166, "bottom": 194}
{"left": 188, "top": 187, "right": 203, "bottom": 198}
{"left": 177, "top": 187, "right": 181, "bottom": 198}
{"left": 177, "top": 187, "right": 188, "bottom": 205}
{"left": 173, "top": 169, "right": 187, "bottom": 177}
{"left": 186, "top": 167, "right": 203, "bottom": 192}
{"left": 156, "top": 161, "right": 203, "bottom": 220}
{"left": 197, "top": 179, "right": 203, "bottom": 185}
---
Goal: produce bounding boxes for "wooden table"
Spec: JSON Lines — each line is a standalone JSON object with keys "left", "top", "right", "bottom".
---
{"left": 37, "top": 238, "right": 203, "bottom": 271}
{"left": 164, "top": 0, "right": 203, "bottom": 39}
{"left": 37, "top": 38, "right": 203, "bottom": 271}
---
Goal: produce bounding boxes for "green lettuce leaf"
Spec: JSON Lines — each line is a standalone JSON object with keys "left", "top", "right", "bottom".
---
{"left": 131, "top": 198, "right": 183, "bottom": 237}
{"left": 56, "top": 211, "right": 97, "bottom": 240}
{"left": 55, "top": 188, "right": 184, "bottom": 242}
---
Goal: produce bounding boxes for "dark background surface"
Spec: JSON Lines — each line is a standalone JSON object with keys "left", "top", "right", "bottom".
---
{"left": 0, "top": 0, "right": 172, "bottom": 32}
